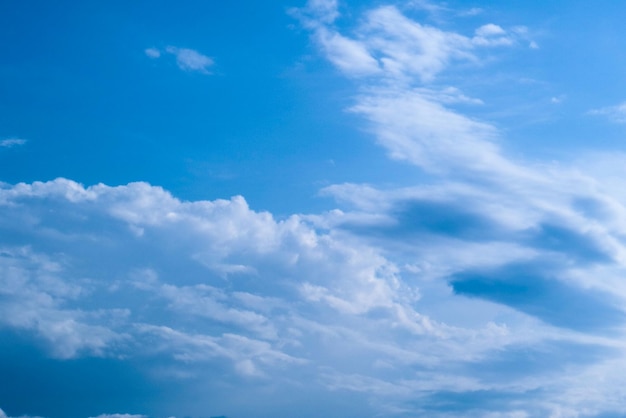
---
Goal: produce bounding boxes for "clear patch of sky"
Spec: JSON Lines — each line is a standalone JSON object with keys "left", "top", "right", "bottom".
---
{"left": 0, "top": 0, "right": 426, "bottom": 217}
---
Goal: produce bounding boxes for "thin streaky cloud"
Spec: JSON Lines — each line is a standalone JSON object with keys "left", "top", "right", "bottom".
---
{"left": 589, "top": 102, "right": 626, "bottom": 124}
{"left": 0, "top": 138, "right": 26, "bottom": 148}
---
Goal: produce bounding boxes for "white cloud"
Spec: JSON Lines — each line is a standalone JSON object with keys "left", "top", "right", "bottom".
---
{"left": 589, "top": 102, "right": 626, "bottom": 124}
{"left": 301, "top": 0, "right": 340, "bottom": 25}
{"left": 165, "top": 46, "right": 213, "bottom": 74}
{"left": 289, "top": 2, "right": 626, "bottom": 415}
{"left": 144, "top": 47, "right": 160, "bottom": 58}
{"left": 314, "top": 27, "right": 381, "bottom": 76}
{"left": 0, "top": 246, "right": 128, "bottom": 358}
{"left": 3, "top": 169, "right": 626, "bottom": 417}
{"left": 0, "top": 138, "right": 26, "bottom": 148}
{"left": 0, "top": 408, "right": 46, "bottom": 418}
{"left": 475, "top": 23, "right": 506, "bottom": 37}
{"left": 5, "top": 1, "right": 626, "bottom": 417}
{"left": 146, "top": 45, "right": 214, "bottom": 74}
{"left": 473, "top": 24, "right": 514, "bottom": 46}
{"left": 349, "top": 86, "right": 507, "bottom": 173}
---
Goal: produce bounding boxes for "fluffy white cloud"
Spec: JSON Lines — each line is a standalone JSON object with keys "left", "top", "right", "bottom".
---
{"left": 3, "top": 168, "right": 626, "bottom": 416}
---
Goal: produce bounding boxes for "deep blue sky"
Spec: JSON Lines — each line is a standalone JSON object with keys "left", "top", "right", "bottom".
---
{"left": 3, "top": 1, "right": 626, "bottom": 417}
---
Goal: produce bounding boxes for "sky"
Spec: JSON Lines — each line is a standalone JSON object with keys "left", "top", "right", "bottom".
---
{"left": 4, "top": 0, "right": 626, "bottom": 417}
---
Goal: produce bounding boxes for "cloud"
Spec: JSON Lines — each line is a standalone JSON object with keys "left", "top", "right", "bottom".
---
{"left": 4, "top": 166, "right": 626, "bottom": 416}
{"left": 0, "top": 138, "right": 26, "bottom": 148}
{"left": 145, "top": 46, "right": 214, "bottom": 74}
{"left": 144, "top": 47, "right": 160, "bottom": 58}
{"left": 165, "top": 46, "right": 214, "bottom": 74}
{"left": 290, "top": 1, "right": 626, "bottom": 415}
{"left": 589, "top": 102, "right": 626, "bottom": 123}
{"left": 5, "top": 1, "right": 626, "bottom": 417}
{"left": 473, "top": 24, "right": 515, "bottom": 46}
{"left": 0, "top": 408, "right": 45, "bottom": 418}
{"left": 300, "top": 0, "right": 340, "bottom": 25}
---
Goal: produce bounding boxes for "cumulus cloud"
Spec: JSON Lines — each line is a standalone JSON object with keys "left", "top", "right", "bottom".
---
{"left": 3, "top": 163, "right": 626, "bottom": 415}
{"left": 0, "top": 179, "right": 453, "bottom": 370}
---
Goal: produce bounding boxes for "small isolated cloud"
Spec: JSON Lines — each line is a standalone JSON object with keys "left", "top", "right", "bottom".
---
{"left": 473, "top": 24, "right": 514, "bottom": 46}
{"left": 144, "top": 47, "right": 161, "bottom": 58}
{"left": 0, "top": 138, "right": 26, "bottom": 148}
{"left": 475, "top": 23, "right": 506, "bottom": 37}
{"left": 589, "top": 102, "right": 626, "bottom": 123}
{"left": 145, "top": 45, "right": 214, "bottom": 74}
{"left": 165, "top": 46, "right": 214, "bottom": 74}
{"left": 551, "top": 95, "right": 565, "bottom": 104}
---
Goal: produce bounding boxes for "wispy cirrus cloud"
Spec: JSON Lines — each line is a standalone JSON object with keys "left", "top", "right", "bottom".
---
{"left": 0, "top": 138, "right": 26, "bottom": 148}
{"left": 589, "top": 102, "right": 626, "bottom": 123}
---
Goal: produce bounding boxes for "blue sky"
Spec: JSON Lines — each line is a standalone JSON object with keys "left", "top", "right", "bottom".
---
{"left": 3, "top": 1, "right": 626, "bottom": 417}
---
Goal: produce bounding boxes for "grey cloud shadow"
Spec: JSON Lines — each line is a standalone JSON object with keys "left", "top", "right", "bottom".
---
{"left": 413, "top": 388, "right": 543, "bottom": 414}
{"left": 450, "top": 262, "right": 625, "bottom": 332}
{"left": 524, "top": 223, "right": 612, "bottom": 264}
{"left": 338, "top": 199, "right": 506, "bottom": 246}
{"left": 464, "top": 340, "right": 614, "bottom": 381}
{"left": 341, "top": 198, "right": 613, "bottom": 265}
